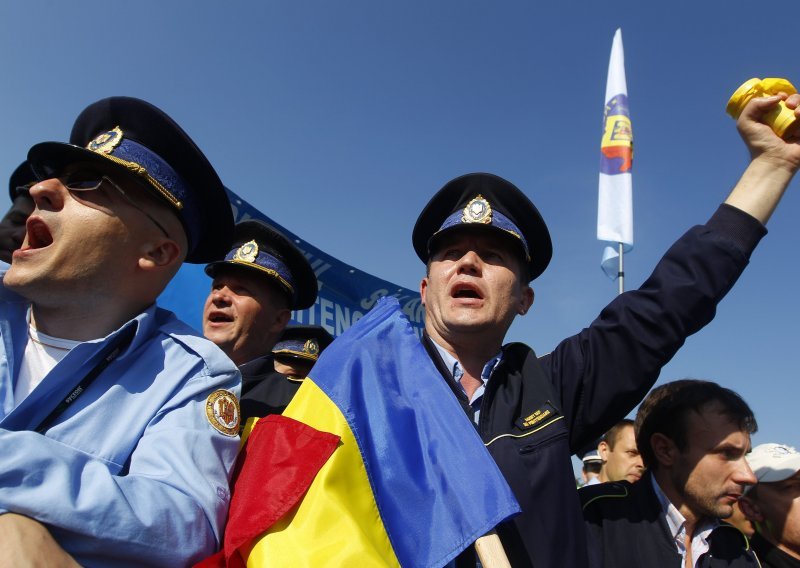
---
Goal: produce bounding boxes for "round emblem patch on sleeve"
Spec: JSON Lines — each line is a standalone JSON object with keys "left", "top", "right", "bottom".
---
{"left": 205, "top": 389, "right": 241, "bottom": 436}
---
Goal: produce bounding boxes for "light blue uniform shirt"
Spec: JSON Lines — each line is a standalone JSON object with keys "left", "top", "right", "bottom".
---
{"left": 0, "top": 286, "right": 241, "bottom": 567}
{"left": 431, "top": 340, "right": 502, "bottom": 425}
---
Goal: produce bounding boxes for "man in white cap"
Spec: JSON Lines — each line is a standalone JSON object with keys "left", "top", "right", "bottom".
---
{"left": 739, "top": 443, "right": 800, "bottom": 567}
{"left": 581, "top": 450, "right": 603, "bottom": 486}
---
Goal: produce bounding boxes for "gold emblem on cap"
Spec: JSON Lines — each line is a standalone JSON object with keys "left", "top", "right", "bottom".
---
{"left": 87, "top": 126, "right": 124, "bottom": 154}
{"left": 462, "top": 194, "right": 492, "bottom": 224}
{"left": 233, "top": 240, "right": 259, "bottom": 264}
{"left": 83, "top": 125, "right": 183, "bottom": 211}
{"left": 304, "top": 339, "right": 320, "bottom": 357}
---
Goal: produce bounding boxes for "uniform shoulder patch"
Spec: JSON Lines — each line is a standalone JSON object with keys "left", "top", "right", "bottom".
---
{"left": 205, "top": 389, "right": 240, "bottom": 436}
{"left": 579, "top": 481, "right": 630, "bottom": 510}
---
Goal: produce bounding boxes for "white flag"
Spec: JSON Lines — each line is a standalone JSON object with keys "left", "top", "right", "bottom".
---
{"left": 597, "top": 28, "right": 633, "bottom": 280}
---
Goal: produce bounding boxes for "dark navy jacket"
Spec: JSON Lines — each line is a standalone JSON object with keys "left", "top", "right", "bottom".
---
{"left": 750, "top": 531, "right": 799, "bottom": 568}
{"left": 238, "top": 355, "right": 303, "bottom": 424}
{"left": 423, "top": 205, "right": 766, "bottom": 567}
{"left": 580, "top": 473, "right": 758, "bottom": 567}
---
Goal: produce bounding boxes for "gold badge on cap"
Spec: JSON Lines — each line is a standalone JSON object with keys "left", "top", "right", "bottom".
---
{"left": 87, "top": 126, "right": 124, "bottom": 154}
{"left": 304, "top": 339, "right": 320, "bottom": 357}
{"left": 205, "top": 389, "right": 240, "bottom": 437}
{"left": 462, "top": 194, "right": 492, "bottom": 224}
{"left": 233, "top": 240, "right": 259, "bottom": 264}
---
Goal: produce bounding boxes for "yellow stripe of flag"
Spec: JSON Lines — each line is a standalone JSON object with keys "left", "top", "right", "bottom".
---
{"left": 245, "top": 378, "right": 400, "bottom": 567}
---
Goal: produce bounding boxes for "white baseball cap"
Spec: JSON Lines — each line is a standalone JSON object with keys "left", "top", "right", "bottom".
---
{"left": 747, "top": 443, "right": 800, "bottom": 486}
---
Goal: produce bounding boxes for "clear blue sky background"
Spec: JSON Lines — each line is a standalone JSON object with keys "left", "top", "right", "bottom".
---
{"left": 2, "top": 2, "right": 797, "bottom": 476}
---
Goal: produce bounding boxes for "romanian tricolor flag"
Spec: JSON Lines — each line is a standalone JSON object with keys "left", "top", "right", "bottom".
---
{"left": 598, "top": 28, "right": 634, "bottom": 281}
{"left": 210, "top": 297, "right": 520, "bottom": 567}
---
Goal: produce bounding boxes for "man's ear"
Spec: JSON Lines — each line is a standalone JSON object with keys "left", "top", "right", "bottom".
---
{"left": 518, "top": 285, "right": 534, "bottom": 315}
{"left": 650, "top": 433, "right": 678, "bottom": 467}
{"left": 420, "top": 277, "right": 428, "bottom": 307}
{"left": 598, "top": 441, "right": 610, "bottom": 461}
{"left": 272, "top": 308, "right": 292, "bottom": 334}
{"left": 738, "top": 496, "right": 764, "bottom": 523}
{"left": 139, "top": 238, "right": 182, "bottom": 270}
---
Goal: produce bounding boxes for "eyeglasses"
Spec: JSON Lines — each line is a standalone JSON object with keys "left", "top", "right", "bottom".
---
{"left": 63, "top": 175, "right": 170, "bottom": 238}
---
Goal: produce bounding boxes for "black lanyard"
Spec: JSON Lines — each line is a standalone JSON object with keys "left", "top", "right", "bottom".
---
{"left": 34, "top": 326, "right": 136, "bottom": 434}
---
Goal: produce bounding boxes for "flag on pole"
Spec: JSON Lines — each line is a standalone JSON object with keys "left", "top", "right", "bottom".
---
{"left": 233, "top": 297, "right": 521, "bottom": 567}
{"left": 598, "top": 28, "right": 634, "bottom": 280}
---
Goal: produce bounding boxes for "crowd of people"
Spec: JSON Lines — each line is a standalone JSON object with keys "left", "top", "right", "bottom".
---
{"left": 0, "top": 88, "right": 797, "bottom": 567}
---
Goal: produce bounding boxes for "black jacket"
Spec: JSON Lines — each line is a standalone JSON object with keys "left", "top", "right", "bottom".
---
{"left": 238, "top": 355, "right": 303, "bottom": 423}
{"left": 750, "top": 531, "right": 800, "bottom": 568}
{"left": 580, "top": 474, "right": 758, "bottom": 567}
{"left": 423, "top": 205, "right": 765, "bottom": 567}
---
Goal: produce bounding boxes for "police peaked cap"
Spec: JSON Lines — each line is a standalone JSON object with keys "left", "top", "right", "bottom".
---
{"left": 272, "top": 324, "right": 334, "bottom": 362}
{"left": 412, "top": 172, "right": 552, "bottom": 281}
{"left": 26, "top": 96, "right": 234, "bottom": 263}
{"left": 205, "top": 219, "right": 318, "bottom": 310}
{"left": 8, "top": 161, "right": 35, "bottom": 202}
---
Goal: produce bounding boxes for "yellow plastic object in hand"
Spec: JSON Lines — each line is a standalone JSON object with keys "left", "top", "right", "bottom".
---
{"left": 726, "top": 77, "right": 798, "bottom": 138}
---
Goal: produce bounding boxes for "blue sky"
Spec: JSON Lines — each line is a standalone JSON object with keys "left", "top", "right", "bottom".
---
{"left": 2, "top": 1, "right": 797, "bottom": 466}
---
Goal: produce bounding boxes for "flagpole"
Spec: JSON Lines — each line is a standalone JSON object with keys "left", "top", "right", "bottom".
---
{"left": 618, "top": 242, "right": 624, "bottom": 295}
{"left": 475, "top": 531, "right": 512, "bottom": 568}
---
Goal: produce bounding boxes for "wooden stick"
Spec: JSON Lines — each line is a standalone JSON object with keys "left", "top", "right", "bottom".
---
{"left": 474, "top": 531, "right": 511, "bottom": 568}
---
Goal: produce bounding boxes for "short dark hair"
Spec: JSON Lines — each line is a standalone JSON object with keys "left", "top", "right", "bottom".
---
{"left": 635, "top": 379, "right": 757, "bottom": 470}
{"left": 602, "top": 419, "right": 635, "bottom": 450}
{"left": 583, "top": 461, "right": 602, "bottom": 475}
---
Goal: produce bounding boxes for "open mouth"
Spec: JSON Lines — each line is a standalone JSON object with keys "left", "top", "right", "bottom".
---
{"left": 207, "top": 311, "right": 234, "bottom": 324}
{"left": 24, "top": 217, "right": 54, "bottom": 250}
{"left": 451, "top": 282, "right": 483, "bottom": 300}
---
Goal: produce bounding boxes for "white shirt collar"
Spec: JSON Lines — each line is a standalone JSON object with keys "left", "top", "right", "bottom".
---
{"left": 651, "top": 475, "right": 718, "bottom": 565}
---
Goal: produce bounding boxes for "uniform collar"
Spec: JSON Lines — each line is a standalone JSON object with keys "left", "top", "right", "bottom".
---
{"left": 428, "top": 338, "right": 502, "bottom": 383}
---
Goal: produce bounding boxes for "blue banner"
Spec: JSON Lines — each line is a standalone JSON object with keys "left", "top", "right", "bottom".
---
{"left": 158, "top": 188, "right": 424, "bottom": 338}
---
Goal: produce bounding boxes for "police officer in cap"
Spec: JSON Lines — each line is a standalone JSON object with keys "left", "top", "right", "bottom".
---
{"left": 203, "top": 220, "right": 318, "bottom": 424}
{"left": 413, "top": 89, "right": 800, "bottom": 566}
{"left": 581, "top": 450, "right": 604, "bottom": 487}
{"left": 0, "top": 162, "right": 35, "bottom": 266}
{"left": 0, "top": 97, "right": 239, "bottom": 566}
{"left": 272, "top": 324, "right": 334, "bottom": 380}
